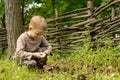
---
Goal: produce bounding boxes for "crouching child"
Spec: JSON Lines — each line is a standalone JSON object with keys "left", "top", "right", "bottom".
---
{"left": 13, "top": 16, "right": 52, "bottom": 68}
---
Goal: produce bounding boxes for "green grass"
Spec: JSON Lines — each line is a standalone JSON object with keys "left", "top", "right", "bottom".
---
{"left": 0, "top": 42, "right": 120, "bottom": 80}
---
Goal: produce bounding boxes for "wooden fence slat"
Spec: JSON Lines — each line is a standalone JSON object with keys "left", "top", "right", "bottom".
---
{"left": 59, "top": 8, "right": 89, "bottom": 16}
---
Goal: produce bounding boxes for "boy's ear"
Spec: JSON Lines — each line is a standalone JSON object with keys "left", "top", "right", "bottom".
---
{"left": 29, "top": 26, "right": 33, "bottom": 30}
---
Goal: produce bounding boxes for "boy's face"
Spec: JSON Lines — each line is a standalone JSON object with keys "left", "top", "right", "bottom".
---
{"left": 30, "top": 27, "right": 45, "bottom": 39}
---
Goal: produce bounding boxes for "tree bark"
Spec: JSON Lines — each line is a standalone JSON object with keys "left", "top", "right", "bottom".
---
{"left": 4, "top": 0, "right": 23, "bottom": 58}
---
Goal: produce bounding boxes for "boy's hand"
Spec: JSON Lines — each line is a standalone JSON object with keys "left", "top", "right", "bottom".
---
{"left": 44, "top": 50, "right": 51, "bottom": 55}
{"left": 39, "top": 52, "right": 46, "bottom": 57}
{"left": 32, "top": 52, "right": 46, "bottom": 59}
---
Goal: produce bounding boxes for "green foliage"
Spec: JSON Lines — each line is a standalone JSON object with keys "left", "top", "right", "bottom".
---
{"left": 23, "top": 0, "right": 105, "bottom": 24}
{"left": 0, "top": 0, "right": 113, "bottom": 25}
{"left": 0, "top": 59, "right": 41, "bottom": 80}
{"left": 0, "top": 0, "right": 4, "bottom": 19}
{"left": 0, "top": 40, "right": 120, "bottom": 79}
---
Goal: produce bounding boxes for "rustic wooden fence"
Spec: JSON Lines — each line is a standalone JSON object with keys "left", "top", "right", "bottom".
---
{"left": 46, "top": 0, "right": 120, "bottom": 52}
{"left": 1, "top": 0, "right": 120, "bottom": 53}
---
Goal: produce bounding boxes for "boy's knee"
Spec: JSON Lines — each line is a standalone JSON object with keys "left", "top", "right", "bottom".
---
{"left": 23, "top": 60, "right": 37, "bottom": 67}
{"left": 27, "top": 60, "right": 37, "bottom": 67}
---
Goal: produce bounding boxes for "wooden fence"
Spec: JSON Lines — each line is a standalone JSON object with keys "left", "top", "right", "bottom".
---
{"left": 1, "top": 0, "right": 120, "bottom": 53}
{"left": 46, "top": 0, "right": 120, "bottom": 51}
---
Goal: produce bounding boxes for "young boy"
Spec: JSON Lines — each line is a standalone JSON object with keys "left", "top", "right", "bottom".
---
{"left": 13, "top": 16, "right": 52, "bottom": 68}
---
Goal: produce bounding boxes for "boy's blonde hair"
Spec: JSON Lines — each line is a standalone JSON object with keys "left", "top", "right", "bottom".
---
{"left": 29, "top": 16, "right": 47, "bottom": 30}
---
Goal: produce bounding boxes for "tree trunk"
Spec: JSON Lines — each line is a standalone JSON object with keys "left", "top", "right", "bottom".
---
{"left": 4, "top": 0, "right": 23, "bottom": 58}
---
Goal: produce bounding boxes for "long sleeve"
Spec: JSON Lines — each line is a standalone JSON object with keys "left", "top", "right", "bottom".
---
{"left": 15, "top": 34, "right": 33, "bottom": 60}
{"left": 40, "top": 36, "right": 52, "bottom": 52}
{"left": 14, "top": 33, "right": 52, "bottom": 60}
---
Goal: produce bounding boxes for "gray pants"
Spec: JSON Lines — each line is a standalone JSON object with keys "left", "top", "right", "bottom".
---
{"left": 18, "top": 47, "right": 47, "bottom": 68}
{"left": 20, "top": 57, "right": 47, "bottom": 68}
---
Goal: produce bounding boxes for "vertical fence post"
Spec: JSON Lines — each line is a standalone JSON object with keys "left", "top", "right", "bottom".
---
{"left": 55, "top": 8, "right": 61, "bottom": 51}
{"left": 87, "top": 0, "right": 93, "bottom": 17}
{"left": 55, "top": 8, "right": 58, "bottom": 18}
{"left": 111, "top": 5, "right": 115, "bottom": 20}
{"left": 87, "top": 0, "right": 95, "bottom": 47}
{"left": 111, "top": 5, "right": 116, "bottom": 44}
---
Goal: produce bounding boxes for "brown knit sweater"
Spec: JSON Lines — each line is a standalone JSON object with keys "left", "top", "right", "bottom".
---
{"left": 14, "top": 32, "right": 52, "bottom": 60}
